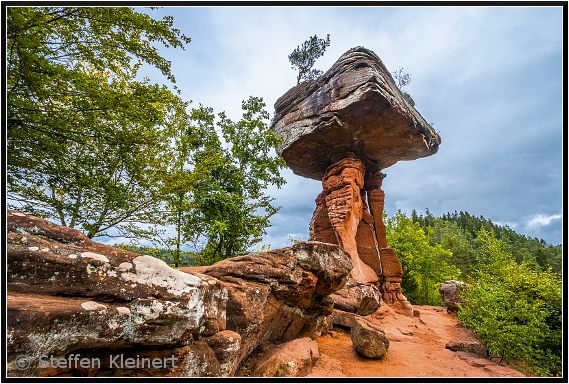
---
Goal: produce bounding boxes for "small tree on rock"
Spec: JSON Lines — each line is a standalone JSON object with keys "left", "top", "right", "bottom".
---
{"left": 288, "top": 34, "right": 331, "bottom": 84}
{"left": 392, "top": 67, "right": 415, "bottom": 106}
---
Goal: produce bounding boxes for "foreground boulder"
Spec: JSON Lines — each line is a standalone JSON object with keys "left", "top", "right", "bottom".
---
{"left": 439, "top": 280, "right": 466, "bottom": 313}
{"left": 251, "top": 337, "right": 320, "bottom": 377}
{"left": 7, "top": 211, "right": 353, "bottom": 377}
{"left": 329, "top": 279, "right": 381, "bottom": 316}
{"left": 350, "top": 317, "right": 390, "bottom": 359}
{"left": 180, "top": 241, "right": 353, "bottom": 375}
{"left": 7, "top": 211, "right": 226, "bottom": 377}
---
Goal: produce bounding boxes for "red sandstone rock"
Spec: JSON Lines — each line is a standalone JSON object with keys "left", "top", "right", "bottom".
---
{"left": 251, "top": 337, "right": 320, "bottom": 377}
{"left": 328, "top": 279, "right": 381, "bottom": 316}
{"left": 271, "top": 46, "right": 440, "bottom": 181}
{"left": 355, "top": 193, "right": 383, "bottom": 277}
{"left": 204, "top": 330, "right": 242, "bottom": 376}
{"left": 185, "top": 241, "right": 353, "bottom": 375}
{"left": 350, "top": 317, "right": 390, "bottom": 359}
{"left": 271, "top": 47, "right": 441, "bottom": 317}
{"left": 378, "top": 248, "right": 413, "bottom": 315}
{"left": 379, "top": 247, "right": 403, "bottom": 282}
{"left": 309, "top": 192, "right": 338, "bottom": 245}
{"left": 317, "top": 157, "right": 378, "bottom": 283}
{"left": 7, "top": 211, "right": 353, "bottom": 378}
{"left": 6, "top": 210, "right": 226, "bottom": 377}
{"left": 367, "top": 187, "right": 388, "bottom": 248}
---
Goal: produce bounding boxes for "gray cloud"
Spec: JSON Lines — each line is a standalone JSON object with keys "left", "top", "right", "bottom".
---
{"left": 128, "top": 6, "right": 563, "bottom": 249}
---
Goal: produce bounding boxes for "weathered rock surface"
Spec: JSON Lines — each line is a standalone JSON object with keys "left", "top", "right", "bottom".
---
{"left": 7, "top": 210, "right": 226, "bottom": 377}
{"left": 203, "top": 330, "right": 242, "bottom": 376}
{"left": 328, "top": 309, "right": 358, "bottom": 328}
{"left": 251, "top": 337, "right": 320, "bottom": 377}
{"left": 180, "top": 241, "right": 352, "bottom": 375}
{"left": 328, "top": 279, "right": 381, "bottom": 316}
{"left": 7, "top": 211, "right": 353, "bottom": 377}
{"left": 311, "top": 156, "right": 379, "bottom": 283}
{"left": 309, "top": 158, "right": 413, "bottom": 313}
{"left": 271, "top": 46, "right": 440, "bottom": 181}
{"left": 439, "top": 280, "right": 466, "bottom": 313}
{"left": 274, "top": 47, "right": 434, "bottom": 316}
{"left": 446, "top": 341, "right": 487, "bottom": 359}
{"left": 350, "top": 317, "right": 390, "bottom": 359}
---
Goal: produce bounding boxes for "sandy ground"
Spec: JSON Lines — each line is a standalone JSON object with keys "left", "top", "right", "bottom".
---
{"left": 307, "top": 305, "right": 527, "bottom": 378}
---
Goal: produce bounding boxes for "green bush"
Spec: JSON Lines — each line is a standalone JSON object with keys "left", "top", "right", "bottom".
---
{"left": 458, "top": 229, "right": 562, "bottom": 376}
{"left": 386, "top": 210, "right": 461, "bottom": 305}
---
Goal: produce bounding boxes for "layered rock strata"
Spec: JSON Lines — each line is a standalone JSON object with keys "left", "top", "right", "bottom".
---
{"left": 7, "top": 210, "right": 353, "bottom": 377}
{"left": 271, "top": 46, "right": 440, "bottom": 181}
{"left": 273, "top": 46, "right": 438, "bottom": 315}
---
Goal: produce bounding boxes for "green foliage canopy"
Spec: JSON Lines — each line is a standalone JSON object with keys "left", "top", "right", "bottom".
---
{"left": 126, "top": 97, "right": 286, "bottom": 267}
{"left": 7, "top": 7, "right": 191, "bottom": 238}
{"left": 386, "top": 210, "right": 461, "bottom": 305}
{"left": 8, "top": 7, "right": 191, "bottom": 172}
{"left": 411, "top": 209, "right": 562, "bottom": 278}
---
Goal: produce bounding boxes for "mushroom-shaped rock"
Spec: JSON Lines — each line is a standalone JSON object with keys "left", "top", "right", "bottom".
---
{"left": 271, "top": 46, "right": 440, "bottom": 180}
{"left": 271, "top": 46, "right": 439, "bottom": 307}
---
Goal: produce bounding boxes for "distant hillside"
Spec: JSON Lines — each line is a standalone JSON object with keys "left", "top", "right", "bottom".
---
{"left": 410, "top": 209, "right": 562, "bottom": 277}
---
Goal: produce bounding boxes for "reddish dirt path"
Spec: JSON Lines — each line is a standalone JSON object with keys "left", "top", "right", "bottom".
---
{"left": 307, "top": 305, "right": 526, "bottom": 378}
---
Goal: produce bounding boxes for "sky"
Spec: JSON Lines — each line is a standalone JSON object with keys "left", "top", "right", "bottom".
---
{"left": 123, "top": 5, "right": 563, "bottom": 249}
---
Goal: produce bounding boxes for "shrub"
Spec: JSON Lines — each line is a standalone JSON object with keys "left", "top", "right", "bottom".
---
{"left": 458, "top": 229, "right": 562, "bottom": 376}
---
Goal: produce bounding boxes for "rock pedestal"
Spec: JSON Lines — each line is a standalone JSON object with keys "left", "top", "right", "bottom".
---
{"left": 310, "top": 155, "right": 377, "bottom": 283}
{"left": 272, "top": 46, "right": 441, "bottom": 316}
{"left": 309, "top": 156, "right": 412, "bottom": 314}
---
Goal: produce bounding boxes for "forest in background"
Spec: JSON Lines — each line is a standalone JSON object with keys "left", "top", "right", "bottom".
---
{"left": 410, "top": 208, "right": 562, "bottom": 277}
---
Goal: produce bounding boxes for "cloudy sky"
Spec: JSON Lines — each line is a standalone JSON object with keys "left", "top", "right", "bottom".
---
{"left": 130, "top": 5, "right": 563, "bottom": 249}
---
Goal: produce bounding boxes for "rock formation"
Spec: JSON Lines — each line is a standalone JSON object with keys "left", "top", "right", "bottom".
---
{"left": 445, "top": 341, "right": 488, "bottom": 359}
{"left": 271, "top": 46, "right": 439, "bottom": 314}
{"left": 439, "top": 280, "right": 466, "bottom": 313}
{"left": 7, "top": 210, "right": 352, "bottom": 377}
{"left": 250, "top": 337, "right": 320, "bottom": 377}
{"left": 350, "top": 317, "right": 390, "bottom": 359}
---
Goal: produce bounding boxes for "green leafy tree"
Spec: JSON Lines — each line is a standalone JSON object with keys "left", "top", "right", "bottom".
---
{"left": 458, "top": 229, "right": 562, "bottom": 376}
{"left": 199, "top": 96, "right": 287, "bottom": 263}
{"left": 386, "top": 210, "right": 461, "bottom": 305}
{"left": 127, "top": 97, "right": 286, "bottom": 266}
{"left": 121, "top": 103, "right": 222, "bottom": 267}
{"left": 8, "top": 7, "right": 190, "bottom": 171}
{"left": 7, "top": 67, "right": 187, "bottom": 239}
{"left": 431, "top": 220, "right": 477, "bottom": 278}
{"left": 288, "top": 34, "right": 331, "bottom": 84}
{"left": 7, "top": 7, "right": 191, "bottom": 237}
{"left": 411, "top": 209, "right": 562, "bottom": 278}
